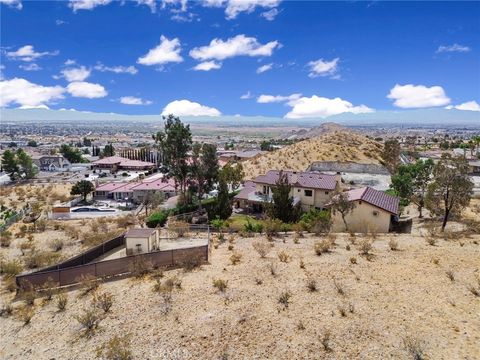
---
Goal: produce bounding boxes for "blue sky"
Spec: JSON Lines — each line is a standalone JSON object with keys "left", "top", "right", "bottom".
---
{"left": 1, "top": 0, "right": 479, "bottom": 118}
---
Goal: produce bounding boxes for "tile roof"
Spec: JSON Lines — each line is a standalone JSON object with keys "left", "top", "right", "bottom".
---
{"left": 110, "top": 182, "right": 141, "bottom": 193}
{"left": 131, "top": 178, "right": 176, "bottom": 191}
{"left": 345, "top": 186, "right": 399, "bottom": 215}
{"left": 234, "top": 181, "right": 257, "bottom": 200}
{"left": 125, "top": 228, "right": 157, "bottom": 238}
{"left": 95, "top": 182, "right": 129, "bottom": 192}
{"left": 92, "top": 156, "right": 154, "bottom": 167}
{"left": 254, "top": 170, "right": 337, "bottom": 190}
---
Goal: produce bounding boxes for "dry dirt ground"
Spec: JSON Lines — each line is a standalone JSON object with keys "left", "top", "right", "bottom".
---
{"left": 242, "top": 131, "right": 383, "bottom": 179}
{"left": 1, "top": 225, "right": 479, "bottom": 360}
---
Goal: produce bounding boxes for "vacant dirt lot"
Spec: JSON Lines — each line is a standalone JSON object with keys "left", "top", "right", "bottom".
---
{"left": 1, "top": 226, "right": 479, "bottom": 359}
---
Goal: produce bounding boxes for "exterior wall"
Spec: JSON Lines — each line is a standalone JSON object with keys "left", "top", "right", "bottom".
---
{"left": 126, "top": 236, "right": 151, "bottom": 254}
{"left": 331, "top": 201, "right": 392, "bottom": 233}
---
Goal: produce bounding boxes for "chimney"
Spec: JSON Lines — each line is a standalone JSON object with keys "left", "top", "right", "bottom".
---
{"left": 334, "top": 172, "right": 342, "bottom": 187}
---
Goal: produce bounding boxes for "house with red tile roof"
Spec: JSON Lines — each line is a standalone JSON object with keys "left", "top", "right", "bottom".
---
{"left": 327, "top": 186, "right": 400, "bottom": 233}
{"left": 234, "top": 170, "right": 341, "bottom": 212}
{"left": 92, "top": 156, "right": 155, "bottom": 172}
{"left": 93, "top": 178, "right": 176, "bottom": 203}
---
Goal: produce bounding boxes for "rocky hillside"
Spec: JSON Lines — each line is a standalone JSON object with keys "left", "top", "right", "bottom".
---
{"left": 243, "top": 131, "right": 383, "bottom": 179}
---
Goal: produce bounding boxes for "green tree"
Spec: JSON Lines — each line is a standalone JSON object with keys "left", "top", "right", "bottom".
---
{"left": 390, "top": 159, "right": 434, "bottom": 217}
{"left": 260, "top": 140, "right": 273, "bottom": 151}
{"left": 142, "top": 191, "right": 164, "bottom": 216}
{"left": 60, "top": 144, "right": 83, "bottom": 163}
{"left": 157, "top": 115, "right": 193, "bottom": 203}
{"left": 267, "top": 171, "right": 299, "bottom": 223}
{"left": 382, "top": 139, "right": 401, "bottom": 173}
{"left": 426, "top": 154, "right": 474, "bottom": 231}
{"left": 1, "top": 150, "right": 20, "bottom": 180}
{"left": 330, "top": 191, "right": 356, "bottom": 232}
{"left": 16, "top": 149, "right": 37, "bottom": 179}
{"left": 71, "top": 180, "right": 95, "bottom": 202}
{"left": 101, "top": 144, "right": 115, "bottom": 158}
{"left": 27, "top": 140, "right": 38, "bottom": 147}
{"left": 190, "top": 143, "right": 219, "bottom": 207}
{"left": 219, "top": 162, "right": 244, "bottom": 191}
{"left": 214, "top": 177, "right": 232, "bottom": 220}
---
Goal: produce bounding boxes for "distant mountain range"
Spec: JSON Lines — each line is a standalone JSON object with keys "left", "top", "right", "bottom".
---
{"left": 1, "top": 107, "right": 479, "bottom": 128}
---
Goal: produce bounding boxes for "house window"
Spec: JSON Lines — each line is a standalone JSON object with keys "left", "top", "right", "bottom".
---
{"left": 304, "top": 189, "right": 313, "bottom": 197}
{"left": 325, "top": 191, "right": 329, "bottom": 195}
{"left": 372, "top": 211, "right": 379, "bottom": 217}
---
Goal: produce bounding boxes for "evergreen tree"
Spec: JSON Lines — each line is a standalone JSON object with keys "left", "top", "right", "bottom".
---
{"left": 215, "top": 177, "right": 232, "bottom": 220}
{"left": 71, "top": 180, "right": 95, "bottom": 202}
{"left": 382, "top": 139, "right": 401, "bottom": 173}
{"left": 16, "top": 149, "right": 37, "bottom": 179}
{"left": 267, "top": 171, "right": 299, "bottom": 223}
{"left": 1, "top": 150, "right": 20, "bottom": 180}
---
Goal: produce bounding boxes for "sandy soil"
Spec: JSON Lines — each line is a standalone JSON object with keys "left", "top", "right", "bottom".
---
{"left": 1, "top": 225, "right": 479, "bottom": 359}
{"left": 242, "top": 131, "right": 383, "bottom": 179}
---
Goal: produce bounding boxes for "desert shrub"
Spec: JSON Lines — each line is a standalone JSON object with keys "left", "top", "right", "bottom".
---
{"left": 20, "top": 287, "right": 37, "bottom": 306}
{"left": 0, "top": 258, "right": 23, "bottom": 276}
{"left": 277, "top": 250, "right": 291, "bottom": 263}
{"left": 0, "top": 301, "right": 13, "bottom": 317}
{"left": 77, "top": 274, "right": 99, "bottom": 296}
{"left": 389, "top": 238, "right": 398, "bottom": 251}
{"left": 230, "top": 252, "right": 242, "bottom": 265}
{"left": 431, "top": 257, "right": 440, "bottom": 265}
{"left": 75, "top": 308, "right": 101, "bottom": 336}
{"left": 321, "top": 330, "right": 332, "bottom": 352}
{"left": 426, "top": 237, "right": 436, "bottom": 246}
{"left": 278, "top": 290, "right": 291, "bottom": 308}
{"left": 244, "top": 219, "right": 263, "bottom": 234}
{"left": 50, "top": 238, "right": 64, "bottom": 252}
{"left": 358, "top": 239, "right": 373, "bottom": 255}
{"left": 314, "top": 239, "right": 331, "bottom": 255}
{"left": 334, "top": 279, "right": 345, "bottom": 296}
{"left": 56, "top": 291, "right": 68, "bottom": 311}
{"left": 96, "top": 335, "right": 133, "bottom": 360}
{"left": 299, "top": 258, "right": 305, "bottom": 269}
{"left": 264, "top": 218, "right": 282, "bottom": 237}
{"left": 0, "top": 231, "right": 12, "bottom": 247}
{"left": 182, "top": 255, "right": 203, "bottom": 272}
{"left": 17, "top": 305, "right": 34, "bottom": 325}
{"left": 128, "top": 255, "right": 153, "bottom": 278}
{"left": 296, "top": 320, "right": 306, "bottom": 331}
{"left": 40, "top": 277, "right": 58, "bottom": 300}
{"left": 293, "top": 234, "right": 300, "bottom": 244}
{"left": 169, "top": 220, "right": 189, "bottom": 238}
{"left": 306, "top": 278, "right": 317, "bottom": 292}
{"left": 468, "top": 285, "right": 480, "bottom": 297}
{"left": 213, "top": 279, "right": 228, "bottom": 292}
{"left": 227, "top": 244, "right": 234, "bottom": 251}
{"left": 24, "top": 249, "right": 56, "bottom": 269}
{"left": 350, "top": 256, "right": 357, "bottom": 264}
{"left": 300, "top": 209, "right": 331, "bottom": 234}
{"left": 403, "top": 336, "right": 426, "bottom": 360}
{"left": 268, "top": 262, "right": 278, "bottom": 276}
{"left": 280, "top": 223, "right": 291, "bottom": 234}
{"left": 446, "top": 270, "right": 455, "bottom": 282}
{"left": 35, "top": 219, "right": 47, "bottom": 232}
{"left": 146, "top": 211, "right": 169, "bottom": 228}
{"left": 255, "top": 277, "right": 263, "bottom": 285}
{"left": 93, "top": 292, "right": 114, "bottom": 313}
{"left": 338, "top": 305, "right": 347, "bottom": 317}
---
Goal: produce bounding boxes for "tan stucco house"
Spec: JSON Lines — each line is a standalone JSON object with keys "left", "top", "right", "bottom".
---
{"left": 234, "top": 170, "right": 341, "bottom": 212}
{"left": 329, "top": 186, "right": 399, "bottom": 233}
{"left": 125, "top": 228, "right": 158, "bottom": 255}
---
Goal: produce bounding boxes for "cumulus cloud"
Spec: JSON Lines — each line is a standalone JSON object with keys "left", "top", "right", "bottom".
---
{"left": 120, "top": 96, "right": 152, "bottom": 105}
{"left": 446, "top": 100, "right": 480, "bottom": 112}
{"left": 94, "top": 63, "right": 138, "bottom": 74}
{"left": 436, "top": 44, "right": 471, "bottom": 53}
{"left": 0, "top": 78, "right": 64, "bottom": 108}
{"left": 192, "top": 61, "right": 222, "bottom": 71}
{"left": 257, "top": 93, "right": 301, "bottom": 104}
{"left": 190, "top": 34, "right": 280, "bottom": 63}
{"left": 387, "top": 84, "right": 451, "bottom": 108}
{"left": 203, "top": 0, "right": 281, "bottom": 20}
{"left": 256, "top": 63, "right": 273, "bottom": 74}
{"left": 261, "top": 8, "right": 279, "bottom": 20}
{"left": 162, "top": 99, "right": 221, "bottom": 116}
{"left": 66, "top": 81, "right": 107, "bottom": 98}
{"left": 284, "top": 95, "right": 374, "bottom": 119}
{"left": 61, "top": 66, "right": 91, "bottom": 82}
{"left": 136, "top": 0, "right": 157, "bottom": 12}
{"left": 0, "top": 0, "right": 22, "bottom": 9}
{"left": 137, "top": 35, "right": 183, "bottom": 66}
{"left": 162, "top": 0, "right": 188, "bottom": 12}
{"left": 69, "top": 0, "right": 111, "bottom": 12}
{"left": 6, "top": 45, "right": 58, "bottom": 62}
{"left": 308, "top": 58, "right": 339, "bottom": 78}
{"left": 19, "top": 63, "right": 41, "bottom": 71}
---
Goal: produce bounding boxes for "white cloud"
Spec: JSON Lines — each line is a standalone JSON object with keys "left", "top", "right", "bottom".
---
{"left": 387, "top": 84, "right": 451, "bottom": 108}
{"left": 61, "top": 66, "right": 91, "bottom": 82}
{"left": 257, "top": 93, "right": 301, "bottom": 104}
{"left": 137, "top": 35, "right": 183, "bottom": 66}
{"left": 308, "top": 58, "right": 339, "bottom": 78}
{"left": 94, "top": 63, "right": 138, "bottom": 74}
{"left": 66, "top": 81, "right": 107, "bottom": 98}
{"left": 162, "top": 0, "right": 188, "bottom": 12}
{"left": 6, "top": 45, "right": 58, "bottom": 62}
{"left": 120, "top": 96, "right": 152, "bottom": 105}
{"left": 203, "top": 0, "right": 281, "bottom": 20}
{"left": 284, "top": 95, "right": 374, "bottom": 119}
{"left": 256, "top": 63, "right": 273, "bottom": 74}
{"left": 64, "top": 59, "right": 76, "bottom": 66}
{"left": 190, "top": 34, "right": 280, "bottom": 62}
{"left": 19, "top": 63, "right": 41, "bottom": 71}
{"left": 0, "top": 65, "right": 4, "bottom": 80}
{"left": 0, "top": 0, "right": 22, "bottom": 10}
{"left": 55, "top": 19, "right": 68, "bottom": 25}
{"left": 436, "top": 44, "right": 471, "bottom": 54}
{"left": 261, "top": 8, "right": 279, "bottom": 20}
{"left": 18, "top": 104, "right": 50, "bottom": 110}
{"left": 162, "top": 99, "right": 221, "bottom": 116}
{"left": 192, "top": 61, "right": 222, "bottom": 71}
{"left": 0, "top": 78, "right": 64, "bottom": 108}
{"left": 446, "top": 100, "right": 480, "bottom": 112}
{"left": 69, "top": 0, "right": 111, "bottom": 12}
{"left": 240, "top": 91, "right": 253, "bottom": 99}
{"left": 136, "top": 0, "right": 157, "bottom": 12}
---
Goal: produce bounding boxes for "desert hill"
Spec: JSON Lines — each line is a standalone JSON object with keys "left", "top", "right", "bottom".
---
{"left": 282, "top": 122, "right": 353, "bottom": 140}
{"left": 242, "top": 131, "right": 383, "bottom": 179}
